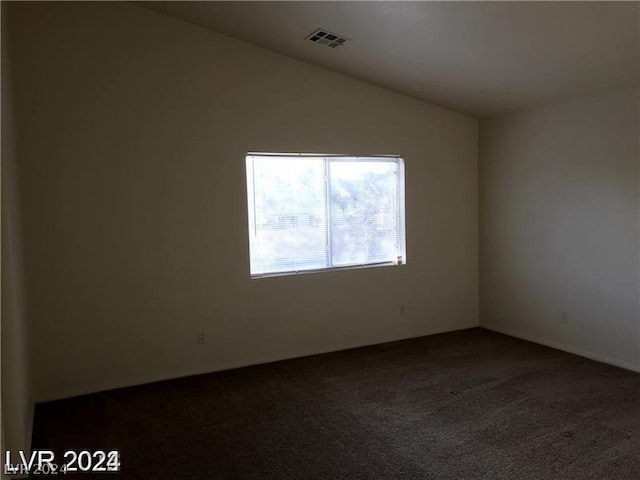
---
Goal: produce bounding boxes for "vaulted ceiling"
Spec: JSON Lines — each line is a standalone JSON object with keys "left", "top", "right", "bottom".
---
{"left": 141, "top": 1, "right": 639, "bottom": 117}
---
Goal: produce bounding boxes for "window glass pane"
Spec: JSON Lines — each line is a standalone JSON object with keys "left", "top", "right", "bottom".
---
{"left": 329, "top": 160, "right": 400, "bottom": 266}
{"left": 246, "top": 154, "right": 405, "bottom": 277}
{"left": 247, "top": 156, "right": 328, "bottom": 275}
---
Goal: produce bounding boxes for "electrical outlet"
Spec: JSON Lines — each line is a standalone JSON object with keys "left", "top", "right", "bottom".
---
{"left": 400, "top": 305, "right": 407, "bottom": 315}
{"left": 197, "top": 331, "right": 206, "bottom": 344}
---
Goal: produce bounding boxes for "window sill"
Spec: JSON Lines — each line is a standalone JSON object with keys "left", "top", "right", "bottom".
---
{"left": 250, "top": 261, "right": 405, "bottom": 279}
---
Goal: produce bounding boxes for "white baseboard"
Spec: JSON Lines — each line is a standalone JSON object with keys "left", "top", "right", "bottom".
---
{"left": 36, "top": 323, "right": 479, "bottom": 402}
{"left": 482, "top": 324, "right": 640, "bottom": 373}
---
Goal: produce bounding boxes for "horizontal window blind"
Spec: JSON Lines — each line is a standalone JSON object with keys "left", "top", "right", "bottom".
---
{"left": 246, "top": 154, "right": 406, "bottom": 277}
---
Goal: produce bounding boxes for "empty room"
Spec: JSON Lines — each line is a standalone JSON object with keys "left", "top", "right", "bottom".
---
{"left": 2, "top": 1, "right": 639, "bottom": 478}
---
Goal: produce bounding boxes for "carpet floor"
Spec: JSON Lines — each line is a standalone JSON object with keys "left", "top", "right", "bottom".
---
{"left": 31, "top": 328, "right": 640, "bottom": 479}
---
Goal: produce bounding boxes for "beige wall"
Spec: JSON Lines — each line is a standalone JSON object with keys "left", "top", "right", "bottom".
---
{"left": 480, "top": 88, "right": 640, "bottom": 371}
{"left": 7, "top": 2, "right": 478, "bottom": 401}
{"left": 1, "top": 1, "right": 33, "bottom": 459}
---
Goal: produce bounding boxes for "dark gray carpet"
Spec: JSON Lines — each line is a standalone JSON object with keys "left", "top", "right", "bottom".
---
{"left": 31, "top": 328, "right": 640, "bottom": 479}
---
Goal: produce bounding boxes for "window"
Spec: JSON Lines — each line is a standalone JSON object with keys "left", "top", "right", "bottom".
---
{"left": 245, "top": 153, "right": 406, "bottom": 278}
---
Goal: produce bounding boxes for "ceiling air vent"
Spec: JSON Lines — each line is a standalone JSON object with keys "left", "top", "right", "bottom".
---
{"left": 306, "top": 28, "right": 349, "bottom": 48}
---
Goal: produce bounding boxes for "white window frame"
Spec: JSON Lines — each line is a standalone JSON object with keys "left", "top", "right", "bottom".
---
{"left": 245, "top": 152, "right": 407, "bottom": 278}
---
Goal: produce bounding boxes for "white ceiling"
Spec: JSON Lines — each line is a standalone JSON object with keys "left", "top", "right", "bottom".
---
{"left": 141, "top": 1, "right": 639, "bottom": 118}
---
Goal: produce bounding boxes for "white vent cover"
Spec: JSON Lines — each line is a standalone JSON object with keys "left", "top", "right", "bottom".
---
{"left": 306, "top": 28, "right": 349, "bottom": 48}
